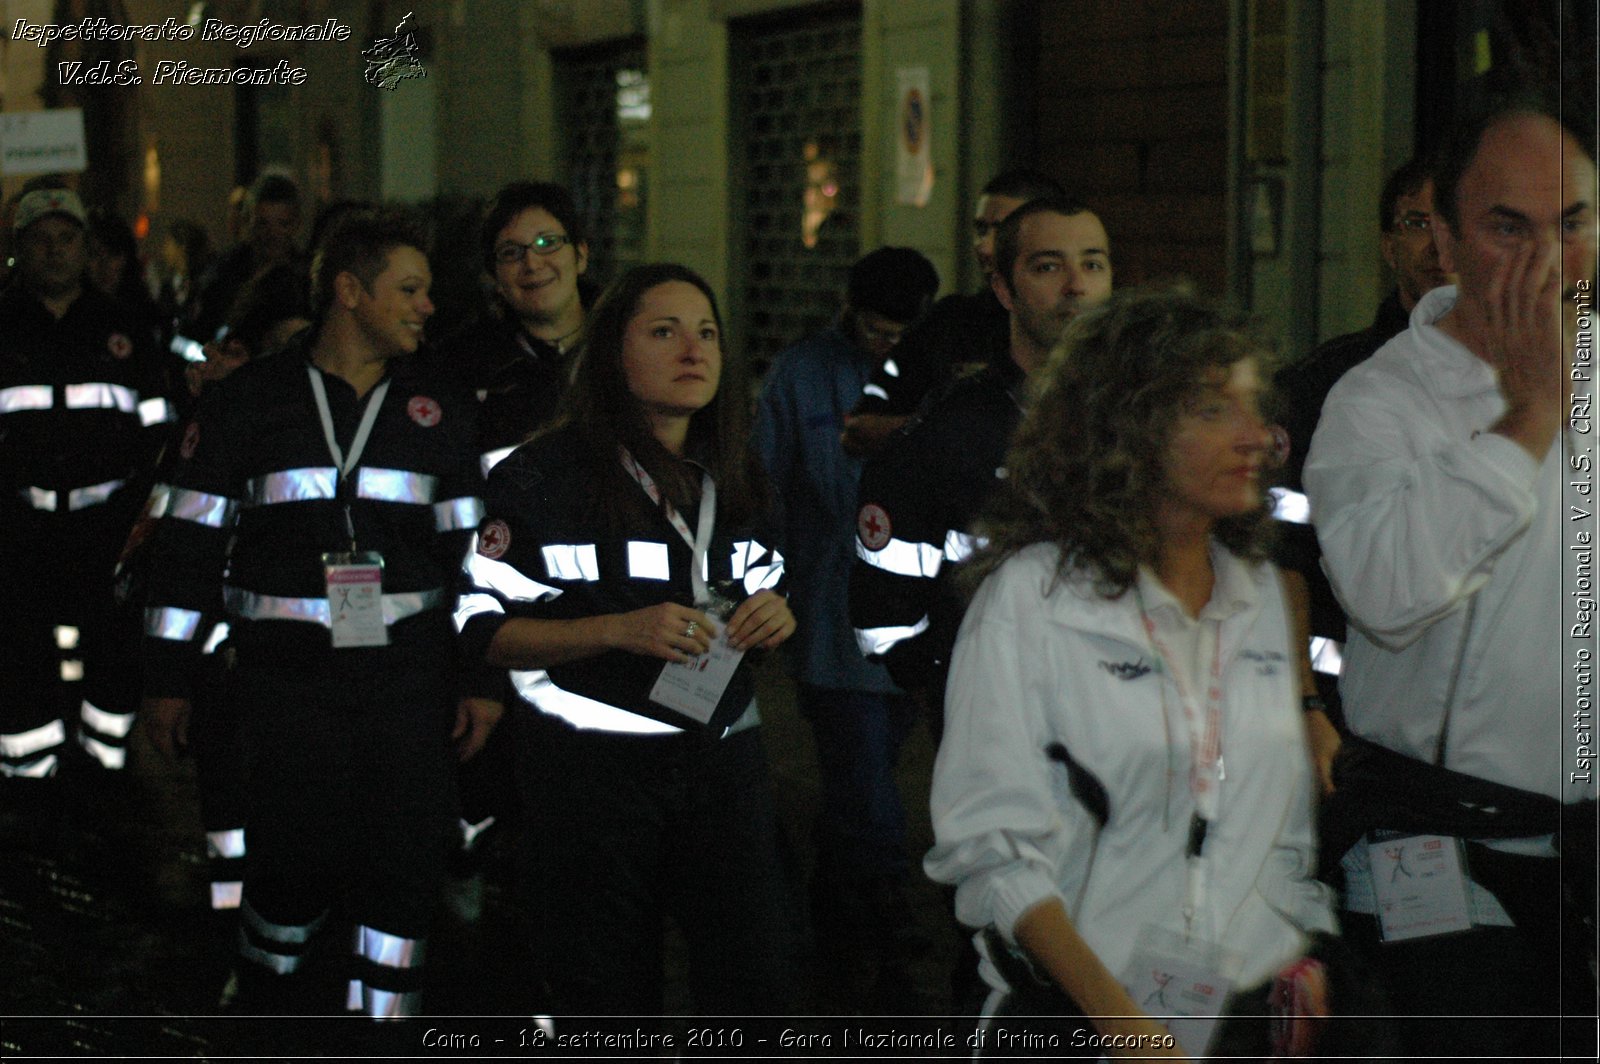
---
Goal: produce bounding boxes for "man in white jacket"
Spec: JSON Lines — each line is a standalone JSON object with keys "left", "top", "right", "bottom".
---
{"left": 1305, "top": 99, "right": 1596, "bottom": 1057}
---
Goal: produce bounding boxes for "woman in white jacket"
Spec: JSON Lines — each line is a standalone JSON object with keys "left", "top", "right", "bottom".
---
{"left": 926, "top": 290, "right": 1336, "bottom": 1059}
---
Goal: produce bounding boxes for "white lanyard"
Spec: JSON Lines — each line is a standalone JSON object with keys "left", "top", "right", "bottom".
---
{"left": 308, "top": 366, "right": 391, "bottom": 548}
{"left": 618, "top": 445, "right": 715, "bottom": 603}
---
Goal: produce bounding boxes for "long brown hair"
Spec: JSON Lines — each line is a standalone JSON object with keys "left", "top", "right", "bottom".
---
{"left": 966, "top": 288, "right": 1278, "bottom": 600}
{"left": 544, "top": 263, "right": 768, "bottom": 532}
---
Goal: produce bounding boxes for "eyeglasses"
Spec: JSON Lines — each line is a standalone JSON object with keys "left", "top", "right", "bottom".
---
{"left": 1394, "top": 213, "right": 1432, "bottom": 234}
{"left": 494, "top": 233, "right": 571, "bottom": 263}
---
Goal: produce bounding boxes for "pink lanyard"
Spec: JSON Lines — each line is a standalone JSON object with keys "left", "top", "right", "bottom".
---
{"left": 1137, "top": 595, "right": 1226, "bottom": 814}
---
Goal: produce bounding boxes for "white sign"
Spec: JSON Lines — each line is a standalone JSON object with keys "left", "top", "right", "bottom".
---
{"left": 1, "top": 109, "right": 87, "bottom": 175}
{"left": 895, "top": 67, "right": 933, "bottom": 207}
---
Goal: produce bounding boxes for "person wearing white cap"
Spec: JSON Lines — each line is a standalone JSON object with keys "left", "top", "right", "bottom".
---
{"left": 0, "top": 186, "right": 174, "bottom": 824}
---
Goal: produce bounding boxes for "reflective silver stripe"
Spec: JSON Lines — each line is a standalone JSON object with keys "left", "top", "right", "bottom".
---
{"left": 245, "top": 467, "right": 337, "bottom": 505}
{"left": 741, "top": 543, "right": 784, "bottom": 595}
{"left": 54, "top": 625, "right": 80, "bottom": 650}
{"left": 138, "top": 396, "right": 174, "bottom": 426}
{"left": 855, "top": 535, "right": 943, "bottom": 577}
{"left": 202, "top": 622, "right": 231, "bottom": 654}
{"left": 347, "top": 980, "right": 421, "bottom": 1019}
{"left": 0, "top": 719, "right": 67, "bottom": 758}
{"left": 60, "top": 659, "right": 82, "bottom": 682}
{"left": 1, "top": 753, "right": 59, "bottom": 778}
{"left": 511, "top": 669, "right": 681, "bottom": 735}
{"left": 882, "top": 358, "right": 900, "bottom": 378}
{"left": 81, "top": 700, "right": 134, "bottom": 738}
{"left": 1271, "top": 487, "right": 1312, "bottom": 525}
{"left": 730, "top": 540, "right": 754, "bottom": 580}
{"left": 224, "top": 586, "right": 445, "bottom": 627}
{"left": 78, "top": 732, "right": 125, "bottom": 769}
{"left": 146, "top": 482, "right": 172, "bottom": 518}
{"left": 460, "top": 815, "right": 496, "bottom": 849}
{"left": 480, "top": 445, "right": 517, "bottom": 476}
{"left": 64, "top": 382, "right": 137, "bottom": 412}
{"left": 354, "top": 925, "right": 426, "bottom": 969}
{"left": 435, "top": 496, "right": 484, "bottom": 532}
{"left": 862, "top": 383, "right": 889, "bottom": 401}
{"left": 541, "top": 543, "right": 600, "bottom": 582}
{"left": 626, "top": 540, "right": 671, "bottom": 580}
{"left": 466, "top": 551, "right": 559, "bottom": 603}
{"left": 1310, "top": 636, "right": 1345, "bottom": 677}
{"left": 357, "top": 466, "right": 438, "bottom": 504}
{"left": 855, "top": 615, "right": 932, "bottom": 657}
{"left": 211, "top": 882, "right": 243, "bottom": 910}
{"left": 944, "top": 529, "right": 986, "bottom": 564}
{"left": 243, "top": 900, "right": 327, "bottom": 944}
{"left": 167, "top": 488, "right": 236, "bottom": 528}
{"left": 146, "top": 606, "right": 204, "bottom": 641}
{"left": 453, "top": 592, "right": 504, "bottom": 632}
{"left": 0, "top": 384, "right": 52, "bottom": 412}
{"left": 207, "top": 828, "right": 246, "bottom": 859}
{"left": 20, "top": 478, "right": 124, "bottom": 511}
{"left": 238, "top": 934, "right": 303, "bottom": 975}
{"left": 67, "top": 478, "right": 125, "bottom": 510}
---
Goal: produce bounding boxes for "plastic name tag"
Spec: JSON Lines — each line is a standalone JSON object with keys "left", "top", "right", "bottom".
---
{"left": 322, "top": 551, "right": 388, "bottom": 648}
{"left": 649, "top": 615, "right": 746, "bottom": 725}
{"left": 1122, "top": 926, "right": 1234, "bottom": 1058}
{"left": 1367, "top": 830, "right": 1473, "bottom": 942}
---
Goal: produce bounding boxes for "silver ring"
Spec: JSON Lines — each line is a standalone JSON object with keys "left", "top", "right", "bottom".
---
{"left": 684, "top": 621, "right": 698, "bottom": 638}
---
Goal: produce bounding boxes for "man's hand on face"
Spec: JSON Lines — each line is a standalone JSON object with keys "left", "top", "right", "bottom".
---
{"left": 1486, "top": 241, "right": 1567, "bottom": 458}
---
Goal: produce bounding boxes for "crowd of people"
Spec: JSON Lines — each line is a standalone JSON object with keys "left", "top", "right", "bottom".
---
{"left": 0, "top": 85, "right": 1594, "bottom": 1059}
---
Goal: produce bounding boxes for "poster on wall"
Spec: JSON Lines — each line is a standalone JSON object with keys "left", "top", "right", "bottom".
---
{"left": 0, "top": 108, "right": 87, "bottom": 175}
{"left": 895, "top": 67, "right": 932, "bottom": 207}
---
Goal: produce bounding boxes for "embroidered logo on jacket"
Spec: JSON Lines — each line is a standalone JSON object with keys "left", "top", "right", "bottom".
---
{"left": 857, "top": 503, "right": 891, "bottom": 551}
{"left": 407, "top": 396, "right": 442, "bottom": 427}
{"left": 1098, "top": 658, "right": 1152, "bottom": 681}
{"left": 107, "top": 333, "right": 133, "bottom": 359}
{"left": 477, "top": 519, "right": 510, "bottom": 559}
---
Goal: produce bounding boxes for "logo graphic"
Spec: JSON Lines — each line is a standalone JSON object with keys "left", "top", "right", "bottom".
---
{"left": 179, "top": 421, "right": 200, "bottom": 459}
{"left": 107, "top": 333, "right": 133, "bottom": 359}
{"left": 407, "top": 396, "right": 441, "bottom": 427}
{"left": 477, "top": 519, "right": 510, "bottom": 559}
{"left": 857, "top": 503, "right": 891, "bottom": 551}
{"left": 1098, "top": 658, "right": 1153, "bottom": 681}
{"left": 363, "top": 11, "right": 426, "bottom": 91}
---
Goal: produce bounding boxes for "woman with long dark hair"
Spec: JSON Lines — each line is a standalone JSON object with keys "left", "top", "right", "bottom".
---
{"left": 926, "top": 290, "right": 1339, "bottom": 1058}
{"left": 458, "top": 263, "right": 803, "bottom": 1017}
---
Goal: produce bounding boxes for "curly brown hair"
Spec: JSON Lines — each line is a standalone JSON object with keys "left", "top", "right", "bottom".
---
{"left": 965, "top": 288, "right": 1279, "bottom": 600}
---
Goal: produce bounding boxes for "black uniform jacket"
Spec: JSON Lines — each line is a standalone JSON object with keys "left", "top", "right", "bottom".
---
{"left": 142, "top": 332, "right": 483, "bottom": 697}
{"left": 0, "top": 283, "right": 172, "bottom": 545}
{"left": 849, "top": 355, "right": 1024, "bottom": 695}
{"left": 458, "top": 423, "right": 785, "bottom": 734}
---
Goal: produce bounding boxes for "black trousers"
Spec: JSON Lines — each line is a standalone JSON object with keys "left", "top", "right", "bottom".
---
{"left": 516, "top": 718, "right": 806, "bottom": 1018}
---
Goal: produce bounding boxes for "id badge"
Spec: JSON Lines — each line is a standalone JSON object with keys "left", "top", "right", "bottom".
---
{"left": 322, "top": 551, "right": 388, "bottom": 648}
{"left": 1366, "top": 830, "right": 1473, "bottom": 942}
{"left": 1122, "top": 926, "right": 1234, "bottom": 1059}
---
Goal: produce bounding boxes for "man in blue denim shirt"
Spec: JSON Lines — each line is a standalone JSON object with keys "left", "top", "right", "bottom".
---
{"left": 754, "top": 246, "right": 938, "bottom": 1007}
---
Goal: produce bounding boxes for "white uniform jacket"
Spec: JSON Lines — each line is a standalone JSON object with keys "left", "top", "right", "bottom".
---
{"left": 1305, "top": 286, "right": 1588, "bottom": 807}
{"left": 926, "top": 542, "right": 1335, "bottom": 992}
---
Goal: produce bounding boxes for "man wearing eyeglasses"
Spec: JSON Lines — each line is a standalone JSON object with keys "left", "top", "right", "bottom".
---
{"left": 1271, "top": 159, "right": 1453, "bottom": 733}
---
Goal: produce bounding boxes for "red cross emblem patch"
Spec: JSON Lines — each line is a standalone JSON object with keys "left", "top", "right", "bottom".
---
{"left": 857, "top": 503, "right": 891, "bottom": 551}
{"left": 477, "top": 519, "right": 511, "bottom": 559}
{"left": 408, "top": 396, "right": 442, "bottom": 427}
{"left": 107, "top": 333, "right": 133, "bottom": 359}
